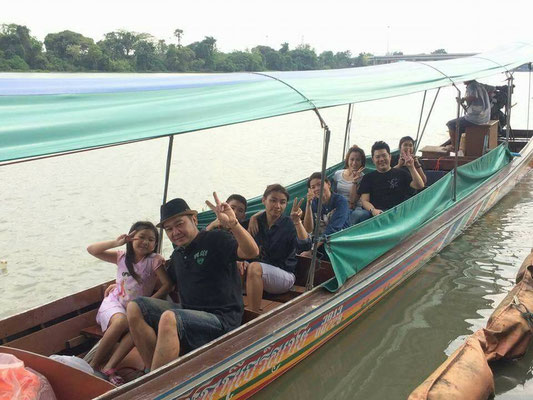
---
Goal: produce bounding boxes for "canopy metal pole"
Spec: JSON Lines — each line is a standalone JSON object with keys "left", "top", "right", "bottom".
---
{"left": 453, "top": 88, "right": 461, "bottom": 202}
{"left": 414, "top": 91, "right": 427, "bottom": 144}
{"left": 342, "top": 104, "right": 354, "bottom": 160}
{"left": 158, "top": 135, "right": 174, "bottom": 252}
{"left": 526, "top": 63, "right": 531, "bottom": 135}
{"left": 505, "top": 73, "right": 514, "bottom": 144}
{"left": 415, "top": 88, "right": 441, "bottom": 154}
{"left": 306, "top": 125, "right": 331, "bottom": 291}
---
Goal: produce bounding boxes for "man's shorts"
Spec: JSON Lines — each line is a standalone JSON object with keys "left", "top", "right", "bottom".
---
{"left": 446, "top": 116, "right": 478, "bottom": 134}
{"left": 133, "top": 297, "right": 225, "bottom": 353}
{"left": 259, "top": 263, "right": 296, "bottom": 294}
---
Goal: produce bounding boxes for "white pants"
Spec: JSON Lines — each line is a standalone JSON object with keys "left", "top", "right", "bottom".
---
{"left": 259, "top": 263, "right": 296, "bottom": 294}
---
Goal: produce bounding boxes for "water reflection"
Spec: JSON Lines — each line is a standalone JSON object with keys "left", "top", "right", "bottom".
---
{"left": 253, "top": 173, "right": 533, "bottom": 400}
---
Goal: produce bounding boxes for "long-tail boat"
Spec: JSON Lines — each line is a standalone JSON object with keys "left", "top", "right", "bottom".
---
{"left": 1, "top": 43, "right": 532, "bottom": 399}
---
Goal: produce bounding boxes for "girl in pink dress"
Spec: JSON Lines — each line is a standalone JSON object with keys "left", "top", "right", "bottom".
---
{"left": 87, "top": 221, "right": 172, "bottom": 384}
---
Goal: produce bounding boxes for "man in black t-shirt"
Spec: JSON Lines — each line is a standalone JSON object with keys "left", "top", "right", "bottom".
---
{"left": 127, "top": 194, "right": 259, "bottom": 371}
{"left": 358, "top": 141, "right": 424, "bottom": 216}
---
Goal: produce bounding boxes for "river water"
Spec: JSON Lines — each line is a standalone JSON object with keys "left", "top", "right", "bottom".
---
{"left": 0, "top": 72, "right": 531, "bottom": 397}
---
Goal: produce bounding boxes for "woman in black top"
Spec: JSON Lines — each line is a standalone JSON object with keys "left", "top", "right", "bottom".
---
{"left": 245, "top": 184, "right": 309, "bottom": 312}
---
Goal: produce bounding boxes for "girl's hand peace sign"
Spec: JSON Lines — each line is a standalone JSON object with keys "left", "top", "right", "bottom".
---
{"left": 115, "top": 231, "right": 136, "bottom": 246}
{"left": 205, "top": 192, "right": 238, "bottom": 229}
{"left": 290, "top": 197, "right": 304, "bottom": 224}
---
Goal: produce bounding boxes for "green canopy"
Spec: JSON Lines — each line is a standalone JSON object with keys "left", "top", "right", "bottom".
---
{"left": 1, "top": 42, "right": 532, "bottom": 163}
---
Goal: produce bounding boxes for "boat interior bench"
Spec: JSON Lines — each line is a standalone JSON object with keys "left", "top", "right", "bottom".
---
{"left": 0, "top": 282, "right": 111, "bottom": 356}
{"left": 243, "top": 255, "right": 334, "bottom": 323}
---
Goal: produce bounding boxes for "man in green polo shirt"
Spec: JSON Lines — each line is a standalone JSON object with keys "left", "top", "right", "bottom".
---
{"left": 127, "top": 193, "right": 259, "bottom": 371}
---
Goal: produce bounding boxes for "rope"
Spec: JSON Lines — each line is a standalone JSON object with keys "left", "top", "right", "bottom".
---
{"left": 512, "top": 295, "right": 533, "bottom": 328}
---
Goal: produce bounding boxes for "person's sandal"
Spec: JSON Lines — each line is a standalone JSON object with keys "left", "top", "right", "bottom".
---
{"left": 102, "top": 369, "right": 125, "bottom": 386}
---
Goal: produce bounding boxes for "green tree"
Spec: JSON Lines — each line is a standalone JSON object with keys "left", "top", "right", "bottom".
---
{"left": 289, "top": 44, "right": 318, "bottom": 70}
{"left": 188, "top": 36, "right": 217, "bottom": 70}
{"left": 0, "top": 24, "right": 46, "bottom": 69}
{"left": 166, "top": 44, "right": 195, "bottom": 71}
{"left": 174, "top": 29, "right": 183, "bottom": 47}
{"left": 218, "top": 51, "right": 263, "bottom": 72}
{"left": 98, "top": 30, "right": 149, "bottom": 60}
{"left": 134, "top": 39, "right": 158, "bottom": 71}
{"left": 83, "top": 44, "right": 110, "bottom": 70}
{"left": 355, "top": 52, "right": 373, "bottom": 67}
{"left": 318, "top": 51, "right": 334, "bottom": 69}
{"left": 333, "top": 51, "right": 352, "bottom": 68}
{"left": 44, "top": 31, "right": 94, "bottom": 61}
{"left": 252, "top": 45, "right": 282, "bottom": 70}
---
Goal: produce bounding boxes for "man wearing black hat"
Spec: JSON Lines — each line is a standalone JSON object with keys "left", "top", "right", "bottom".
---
{"left": 127, "top": 193, "right": 259, "bottom": 371}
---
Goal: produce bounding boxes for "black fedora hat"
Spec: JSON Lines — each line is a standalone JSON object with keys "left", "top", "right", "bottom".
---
{"left": 157, "top": 198, "right": 198, "bottom": 228}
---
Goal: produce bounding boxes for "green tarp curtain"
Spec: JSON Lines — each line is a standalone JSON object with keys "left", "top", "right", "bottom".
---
{"left": 323, "top": 144, "right": 513, "bottom": 291}
{"left": 1, "top": 42, "right": 532, "bottom": 163}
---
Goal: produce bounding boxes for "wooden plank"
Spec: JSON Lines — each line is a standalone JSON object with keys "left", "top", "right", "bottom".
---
{"left": 0, "top": 345, "right": 114, "bottom": 400}
{"left": 295, "top": 255, "right": 334, "bottom": 286}
{"left": 0, "top": 280, "right": 112, "bottom": 340}
{"left": 66, "top": 335, "right": 87, "bottom": 349}
{"left": 5, "top": 309, "right": 98, "bottom": 356}
{"left": 465, "top": 120, "right": 498, "bottom": 156}
{"left": 80, "top": 324, "right": 104, "bottom": 339}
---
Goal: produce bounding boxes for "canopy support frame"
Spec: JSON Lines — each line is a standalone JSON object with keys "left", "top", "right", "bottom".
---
{"left": 505, "top": 72, "right": 514, "bottom": 144}
{"left": 415, "top": 88, "right": 441, "bottom": 154}
{"left": 453, "top": 88, "right": 462, "bottom": 202}
{"left": 342, "top": 104, "right": 354, "bottom": 161}
{"left": 526, "top": 63, "right": 531, "bottom": 135}
{"left": 414, "top": 91, "right": 427, "bottom": 146}
{"left": 306, "top": 124, "right": 331, "bottom": 291}
{"left": 158, "top": 135, "right": 175, "bottom": 252}
{"left": 251, "top": 71, "right": 332, "bottom": 291}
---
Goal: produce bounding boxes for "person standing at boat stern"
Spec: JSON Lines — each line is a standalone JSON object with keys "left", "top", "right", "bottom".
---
{"left": 359, "top": 141, "right": 424, "bottom": 216}
{"left": 446, "top": 80, "right": 491, "bottom": 150}
{"left": 127, "top": 194, "right": 259, "bottom": 371}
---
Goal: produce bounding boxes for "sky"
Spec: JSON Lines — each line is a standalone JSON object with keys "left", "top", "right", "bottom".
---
{"left": 2, "top": 0, "right": 532, "bottom": 56}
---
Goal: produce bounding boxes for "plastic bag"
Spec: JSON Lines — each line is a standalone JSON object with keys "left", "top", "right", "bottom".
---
{"left": 0, "top": 353, "right": 56, "bottom": 400}
{"left": 49, "top": 355, "right": 94, "bottom": 375}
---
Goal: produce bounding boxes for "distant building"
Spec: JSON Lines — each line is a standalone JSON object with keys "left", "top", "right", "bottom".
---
{"left": 369, "top": 53, "right": 477, "bottom": 65}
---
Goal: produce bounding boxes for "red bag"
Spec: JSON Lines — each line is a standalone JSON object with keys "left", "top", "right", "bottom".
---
{"left": 0, "top": 353, "right": 56, "bottom": 400}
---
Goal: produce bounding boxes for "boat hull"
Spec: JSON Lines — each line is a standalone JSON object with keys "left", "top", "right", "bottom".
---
{"left": 103, "top": 141, "right": 532, "bottom": 400}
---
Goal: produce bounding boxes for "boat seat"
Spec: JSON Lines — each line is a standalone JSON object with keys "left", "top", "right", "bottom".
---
{"left": 464, "top": 120, "right": 498, "bottom": 156}
{"left": 263, "top": 285, "right": 306, "bottom": 303}
{"left": 80, "top": 325, "right": 104, "bottom": 339}
{"left": 241, "top": 296, "right": 283, "bottom": 324}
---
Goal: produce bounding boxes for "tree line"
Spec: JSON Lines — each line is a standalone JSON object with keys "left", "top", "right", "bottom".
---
{"left": 0, "top": 24, "right": 375, "bottom": 73}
